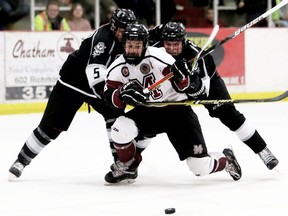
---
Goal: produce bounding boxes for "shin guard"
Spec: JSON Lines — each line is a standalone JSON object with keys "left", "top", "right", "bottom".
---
{"left": 114, "top": 141, "right": 136, "bottom": 163}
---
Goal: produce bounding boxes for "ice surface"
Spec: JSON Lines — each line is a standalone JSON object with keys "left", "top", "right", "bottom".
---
{"left": 1, "top": 102, "right": 287, "bottom": 216}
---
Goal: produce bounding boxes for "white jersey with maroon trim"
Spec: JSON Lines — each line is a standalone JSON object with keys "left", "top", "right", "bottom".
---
{"left": 106, "top": 46, "right": 189, "bottom": 104}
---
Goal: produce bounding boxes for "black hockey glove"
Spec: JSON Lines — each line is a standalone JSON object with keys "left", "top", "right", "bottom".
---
{"left": 149, "top": 24, "right": 164, "bottom": 45}
{"left": 119, "top": 81, "right": 149, "bottom": 106}
{"left": 186, "top": 74, "right": 206, "bottom": 99}
{"left": 171, "top": 58, "right": 192, "bottom": 82}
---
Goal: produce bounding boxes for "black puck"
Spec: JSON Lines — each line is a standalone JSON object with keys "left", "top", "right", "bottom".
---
{"left": 165, "top": 208, "right": 176, "bottom": 214}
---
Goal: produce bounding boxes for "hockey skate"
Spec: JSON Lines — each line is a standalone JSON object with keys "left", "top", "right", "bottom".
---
{"left": 223, "top": 148, "right": 242, "bottom": 181}
{"left": 105, "top": 160, "right": 138, "bottom": 184}
{"left": 258, "top": 147, "right": 279, "bottom": 170}
{"left": 8, "top": 160, "right": 26, "bottom": 181}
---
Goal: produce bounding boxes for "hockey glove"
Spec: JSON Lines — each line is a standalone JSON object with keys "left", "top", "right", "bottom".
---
{"left": 149, "top": 24, "right": 164, "bottom": 45}
{"left": 171, "top": 58, "right": 192, "bottom": 82}
{"left": 186, "top": 74, "right": 206, "bottom": 99}
{"left": 119, "top": 81, "right": 148, "bottom": 106}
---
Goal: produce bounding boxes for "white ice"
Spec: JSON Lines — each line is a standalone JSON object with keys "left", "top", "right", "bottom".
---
{"left": 0, "top": 102, "right": 287, "bottom": 216}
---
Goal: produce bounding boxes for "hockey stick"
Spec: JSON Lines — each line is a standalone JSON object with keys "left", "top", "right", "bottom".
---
{"left": 198, "top": 0, "right": 288, "bottom": 60}
{"left": 143, "top": 24, "right": 220, "bottom": 94}
{"left": 142, "top": 90, "right": 288, "bottom": 106}
{"left": 143, "top": 0, "right": 288, "bottom": 94}
{"left": 191, "top": 24, "right": 219, "bottom": 71}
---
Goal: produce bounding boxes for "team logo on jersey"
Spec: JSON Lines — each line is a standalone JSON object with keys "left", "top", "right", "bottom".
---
{"left": 140, "top": 63, "right": 150, "bottom": 74}
{"left": 92, "top": 42, "right": 106, "bottom": 57}
{"left": 193, "top": 144, "right": 204, "bottom": 154}
{"left": 121, "top": 66, "right": 129, "bottom": 77}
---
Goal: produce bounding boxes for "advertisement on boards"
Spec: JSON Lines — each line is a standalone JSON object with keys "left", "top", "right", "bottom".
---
{"left": 3, "top": 29, "right": 244, "bottom": 102}
{"left": 187, "top": 28, "right": 245, "bottom": 85}
{"left": 4, "top": 31, "right": 91, "bottom": 100}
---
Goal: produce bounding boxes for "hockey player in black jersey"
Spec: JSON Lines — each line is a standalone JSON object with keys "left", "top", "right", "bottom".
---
{"left": 8, "top": 8, "right": 140, "bottom": 180}
{"left": 103, "top": 23, "right": 242, "bottom": 184}
{"left": 151, "top": 22, "right": 278, "bottom": 170}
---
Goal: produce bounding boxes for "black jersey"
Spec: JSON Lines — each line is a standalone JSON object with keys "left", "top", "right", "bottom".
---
{"left": 59, "top": 23, "right": 125, "bottom": 98}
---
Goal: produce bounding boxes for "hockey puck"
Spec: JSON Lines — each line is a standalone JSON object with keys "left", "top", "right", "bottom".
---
{"left": 164, "top": 208, "right": 176, "bottom": 214}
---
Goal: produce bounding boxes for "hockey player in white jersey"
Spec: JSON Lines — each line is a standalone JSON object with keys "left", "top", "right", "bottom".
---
{"left": 103, "top": 23, "right": 242, "bottom": 183}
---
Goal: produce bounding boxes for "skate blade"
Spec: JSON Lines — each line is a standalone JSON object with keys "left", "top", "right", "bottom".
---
{"left": 273, "top": 168, "right": 279, "bottom": 173}
{"left": 104, "top": 179, "right": 136, "bottom": 186}
{"left": 8, "top": 173, "right": 18, "bottom": 182}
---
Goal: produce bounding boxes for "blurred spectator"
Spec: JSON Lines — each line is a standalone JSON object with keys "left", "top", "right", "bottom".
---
{"left": 201, "top": 7, "right": 226, "bottom": 27}
{"left": 273, "top": 0, "right": 288, "bottom": 27}
{"left": 34, "top": 0, "right": 70, "bottom": 31}
{"left": 235, "top": 0, "right": 267, "bottom": 27}
{"left": 114, "top": 0, "right": 155, "bottom": 27}
{"left": 67, "top": 3, "right": 92, "bottom": 30}
{"left": 0, "top": 0, "right": 30, "bottom": 30}
{"left": 70, "top": 0, "right": 117, "bottom": 28}
{"left": 71, "top": 0, "right": 94, "bottom": 27}
{"left": 59, "top": 0, "right": 70, "bottom": 6}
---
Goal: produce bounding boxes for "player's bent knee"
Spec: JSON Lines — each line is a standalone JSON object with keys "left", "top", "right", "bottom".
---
{"left": 111, "top": 116, "right": 138, "bottom": 144}
{"left": 186, "top": 156, "right": 215, "bottom": 176}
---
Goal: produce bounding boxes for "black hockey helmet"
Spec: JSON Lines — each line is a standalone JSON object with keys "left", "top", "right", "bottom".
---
{"left": 123, "top": 23, "right": 149, "bottom": 64}
{"left": 161, "top": 22, "right": 186, "bottom": 42}
{"left": 111, "top": 8, "right": 136, "bottom": 31}
{"left": 123, "top": 23, "right": 149, "bottom": 46}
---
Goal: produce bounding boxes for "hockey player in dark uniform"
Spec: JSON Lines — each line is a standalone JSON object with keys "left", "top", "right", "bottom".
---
{"left": 150, "top": 22, "right": 279, "bottom": 170}
{"left": 8, "top": 8, "right": 138, "bottom": 180}
{"left": 103, "top": 23, "right": 242, "bottom": 184}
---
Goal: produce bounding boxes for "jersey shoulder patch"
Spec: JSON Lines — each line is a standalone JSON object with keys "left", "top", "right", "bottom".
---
{"left": 92, "top": 42, "right": 106, "bottom": 57}
{"left": 91, "top": 26, "right": 113, "bottom": 58}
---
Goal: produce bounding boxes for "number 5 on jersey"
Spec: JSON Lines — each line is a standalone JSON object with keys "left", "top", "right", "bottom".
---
{"left": 85, "top": 64, "right": 107, "bottom": 88}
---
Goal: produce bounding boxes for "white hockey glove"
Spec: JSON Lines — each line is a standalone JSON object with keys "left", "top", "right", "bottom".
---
{"left": 119, "top": 81, "right": 149, "bottom": 106}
